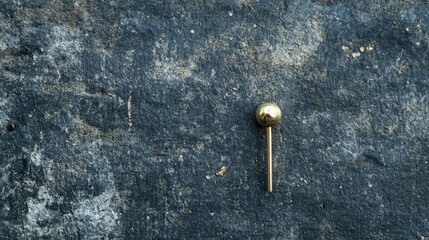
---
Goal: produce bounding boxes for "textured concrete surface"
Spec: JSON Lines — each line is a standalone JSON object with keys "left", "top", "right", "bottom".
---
{"left": 1, "top": 0, "right": 429, "bottom": 239}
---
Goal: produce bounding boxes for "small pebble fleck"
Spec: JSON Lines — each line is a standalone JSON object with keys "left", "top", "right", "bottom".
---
{"left": 216, "top": 166, "right": 227, "bottom": 177}
{"left": 190, "top": 29, "right": 195, "bottom": 34}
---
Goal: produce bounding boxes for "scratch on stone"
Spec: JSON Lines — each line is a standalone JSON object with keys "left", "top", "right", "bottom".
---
{"left": 128, "top": 88, "right": 132, "bottom": 128}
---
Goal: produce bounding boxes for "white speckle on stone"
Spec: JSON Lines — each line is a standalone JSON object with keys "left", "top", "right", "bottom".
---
{"left": 0, "top": 98, "right": 9, "bottom": 126}
{"left": 228, "top": 11, "right": 233, "bottom": 16}
{"left": 352, "top": 52, "right": 361, "bottom": 58}
{"left": 190, "top": 29, "right": 195, "bottom": 34}
{"left": 216, "top": 166, "right": 227, "bottom": 177}
{"left": 30, "top": 145, "right": 43, "bottom": 166}
{"left": 0, "top": 41, "right": 7, "bottom": 51}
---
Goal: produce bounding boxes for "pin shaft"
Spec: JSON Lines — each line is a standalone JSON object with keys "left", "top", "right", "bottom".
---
{"left": 256, "top": 102, "right": 281, "bottom": 193}
{"left": 266, "top": 127, "right": 272, "bottom": 192}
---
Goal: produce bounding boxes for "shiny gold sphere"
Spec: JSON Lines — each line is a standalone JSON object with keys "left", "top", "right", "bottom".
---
{"left": 256, "top": 103, "right": 282, "bottom": 127}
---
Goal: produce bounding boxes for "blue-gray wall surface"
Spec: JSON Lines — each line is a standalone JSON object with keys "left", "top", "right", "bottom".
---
{"left": 1, "top": 0, "right": 429, "bottom": 239}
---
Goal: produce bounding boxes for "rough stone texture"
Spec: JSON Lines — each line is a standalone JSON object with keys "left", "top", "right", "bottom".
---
{"left": 1, "top": 0, "right": 429, "bottom": 239}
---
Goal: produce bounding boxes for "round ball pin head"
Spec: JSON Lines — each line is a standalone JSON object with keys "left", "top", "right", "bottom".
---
{"left": 256, "top": 103, "right": 282, "bottom": 127}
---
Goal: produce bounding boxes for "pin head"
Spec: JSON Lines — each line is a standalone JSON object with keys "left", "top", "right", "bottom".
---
{"left": 256, "top": 103, "right": 282, "bottom": 127}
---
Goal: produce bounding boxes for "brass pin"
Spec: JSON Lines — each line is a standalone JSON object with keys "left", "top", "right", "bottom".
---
{"left": 256, "top": 103, "right": 282, "bottom": 192}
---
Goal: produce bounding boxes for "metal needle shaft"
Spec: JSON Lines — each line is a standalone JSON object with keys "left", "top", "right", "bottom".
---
{"left": 266, "top": 127, "right": 272, "bottom": 192}
{"left": 256, "top": 103, "right": 281, "bottom": 193}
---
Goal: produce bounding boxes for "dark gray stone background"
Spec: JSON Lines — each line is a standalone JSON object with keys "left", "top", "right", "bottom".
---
{"left": 1, "top": 0, "right": 429, "bottom": 239}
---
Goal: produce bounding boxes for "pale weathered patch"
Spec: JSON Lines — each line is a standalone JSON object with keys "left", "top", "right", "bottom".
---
{"left": 0, "top": 98, "right": 9, "bottom": 127}
{"left": 259, "top": 1, "right": 326, "bottom": 69}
